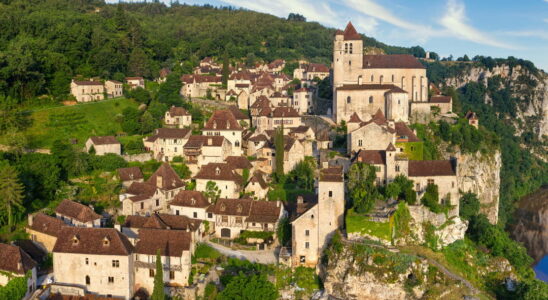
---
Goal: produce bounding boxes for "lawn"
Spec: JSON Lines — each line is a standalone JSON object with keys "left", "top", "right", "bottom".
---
{"left": 3, "top": 97, "right": 138, "bottom": 149}
{"left": 346, "top": 209, "right": 392, "bottom": 241}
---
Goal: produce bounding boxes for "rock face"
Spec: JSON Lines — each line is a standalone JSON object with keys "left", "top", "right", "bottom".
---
{"left": 443, "top": 64, "right": 547, "bottom": 150}
{"left": 511, "top": 187, "right": 548, "bottom": 263}
{"left": 456, "top": 151, "right": 501, "bottom": 224}
{"left": 404, "top": 205, "right": 468, "bottom": 250}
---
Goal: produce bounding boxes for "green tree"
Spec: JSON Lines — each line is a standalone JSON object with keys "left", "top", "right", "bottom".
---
{"left": 151, "top": 249, "right": 165, "bottom": 300}
{"left": 139, "top": 111, "right": 156, "bottom": 134}
{"left": 0, "top": 164, "right": 25, "bottom": 229}
{"left": 121, "top": 107, "right": 142, "bottom": 134}
{"left": 204, "top": 181, "right": 221, "bottom": 203}
{"left": 128, "top": 48, "right": 149, "bottom": 77}
{"left": 276, "top": 216, "right": 291, "bottom": 246}
{"left": 218, "top": 273, "right": 278, "bottom": 300}
{"left": 421, "top": 183, "right": 441, "bottom": 213}
{"left": 347, "top": 162, "right": 379, "bottom": 213}
{"left": 274, "top": 126, "right": 284, "bottom": 178}
{"left": 459, "top": 192, "right": 480, "bottom": 221}
{"left": 158, "top": 73, "right": 183, "bottom": 106}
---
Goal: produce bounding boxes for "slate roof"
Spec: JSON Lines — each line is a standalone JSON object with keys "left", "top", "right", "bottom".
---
{"left": 171, "top": 190, "right": 210, "bottom": 208}
{"left": 362, "top": 54, "right": 425, "bottom": 69}
{"left": 0, "top": 243, "right": 37, "bottom": 275}
{"left": 204, "top": 110, "right": 243, "bottom": 131}
{"left": 194, "top": 163, "right": 243, "bottom": 184}
{"left": 55, "top": 200, "right": 101, "bottom": 223}
{"left": 53, "top": 227, "right": 133, "bottom": 256}
{"left": 135, "top": 229, "right": 191, "bottom": 257}
{"left": 408, "top": 160, "right": 456, "bottom": 177}
{"left": 29, "top": 213, "right": 66, "bottom": 237}
{"left": 89, "top": 136, "right": 119, "bottom": 145}
{"left": 117, "top": 167, "right": 143, "bottom": 182}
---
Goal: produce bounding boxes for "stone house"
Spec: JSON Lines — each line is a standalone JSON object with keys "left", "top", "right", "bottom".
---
{"left": 55, "top": 199, "right": 102, "bottom": 228}
{"left": 164, "top": 106, "right": 192, "bottom": 128}
{"left": 194, "top": 163, "right": 243, "bottom": 199}
{"left": 104, "top": 80, "right": 123, "bottom": 98}
{"left": 85, "top": 136, "right": 121, "bottom": 156}
{"left": 170, "top": 190, "right": 213, "bottom": 222}
{"left": 116, "top": 167, "right": 144, "bottom": 188}
{"left": 278, "top": 136, "right": 306, "bottom": 173}
{"left": 292, "top": 87, "right": 313, "bottom": 114}
{"left": 143, "top": 128, "right": 191, "bottom": 162}
{"left": 70, "top": 80, "right": 105, "bottom": 103}
{"left": 26, "top": 213, "right": 67, "bottom": 252}
{"left": 203, "top": 110, "right": 243, "bottom": 156}
{"left": 225, "top": 156, "right": 253, "bottom": 176}
{"left": 52, "top": 227, "right": 134, "bottom": 299}
{"left": 253, "top": 106, "right": 302, "bottom": 134}
{"left": 206, "top": 198, "right": 284, "bottom": 239}
{"left": 245, "top": 133, "right": 269, "bottom": 157}
{"left": 183, "top": 135, "right": 231, "bottom": 168}
{"left": 120, "top": 163, "right": 185, "bottom": 216}
{"left": 133, "top": 229, "right": 194, "bottom": 294}
{"left": 228, "top": 105, "right": 250, "bottom": 128}
{"left": 466, "top": 111, "right": 479, "bottom": 128}
{"left": 125, "top": 77, "right": 145, "bottom": 90}
{"left": 0, "top": 243, "right": 38, "bottom": 300}
{"left": 121, "top": 213, "right": 203, "bottom": 244}
{"left": 180, "top": 74, "right": 222, "bottom": 99}
{"left": 332, "top": 22, "right": 427, "bottom": 123}
{"left": 267, "top": 59, "right": 285, "bottom": 74}
{"left": 249, "top": 86, "right": 275, "bottom": 108}
{"left": 269, "top": 91, "right": 291, "bottom": 107}
{"left": 304, "top": 63, "right": 330, "bottom": 81}
{"left": 244, "top": 172, "right": 269, "bottom": 200}
{"left": 290, "top": 167, "right": 344, "bottom": 267}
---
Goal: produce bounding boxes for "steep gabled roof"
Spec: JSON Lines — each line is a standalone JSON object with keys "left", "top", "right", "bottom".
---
{"left": 247, "top": 172, "right": 268, "bottom": 190}
{"left": 55, "top": 200, "right": 101, "bottom": 223}
{"left": 29, "top": 213, "right": 66, "bottom": 237}
{"left": 135, "top": 229, "right": 191, "bottom": 257}
{"left": 53, "top": 227, "right": 134, "bottom": 256}
{"left": 228, "top": 105, "right": 249, "bottom": 120}
{"left": 408, "top": 160, "right": 456, "bottom": 177}
{"left": 117, "top": 167, "right": 143, "bottom": 182}
{"left": 395, "top": 122, "right": 420, "bottom": 142}
{"left": 272, "top": 106, "right": 300, "bottom": 118}
{"left": 355, "top": 150, "right": 386, "bottom": 165}
{"left": 320, "top": 167, "right": 344, "bottom": 182}
{"left": 226, "top": 156, "right": 253, "bottom": 170}
{"left": 194, "top": 163, "right": 243, "bottom": 184}
{"left": 184, "top": 135, "right": 226, "bottom": 148}
{"left": 171, "top": 190, "right": 210, "bottom": 208}
{"left": 0, "top": 243, "right": 37, "bottom": 275}
{"left": 146, "top": 163, "right": 185, "bottom": 190}
{"left": 167, "top": 106, "right": 190, "bottom": 116}
{"left": 89, "top": 136, "right": 119, "bottom": 145}
{"left": 306, "top": 63, "right": 329, "bottom": 73}
{"left": 124, "top": 213, "right": 201, "bottom": 231}
{"left": 150, "top": 128, "right": 191, "bottom": 139}
{"left": 348, "top": 112, "right": 362, "bottom": 123}
{"left": 342, "top": 22, "right": 362, "bottom": 40}
{"left": 204, "top": 110, "right": 243, "bottom": 131}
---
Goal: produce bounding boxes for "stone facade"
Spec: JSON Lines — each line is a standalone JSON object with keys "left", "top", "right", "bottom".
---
{"left": 71, "top": 80, "right": 105, "bottom": 103}
{"left": 105, "top": 80, "right": 123, "bottom": 98}
{"left": 85, "top": 136, "right": 121, "bottom": 156}
{"left": 143, "top": 128, "right": 192, "bottom": 162}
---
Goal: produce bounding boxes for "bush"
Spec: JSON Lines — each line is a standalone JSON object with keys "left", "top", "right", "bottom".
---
{"left": 459, "top": 192, "right": 480, "bottom": 221}
{"left": 90, "top": 153, "right": 128, "bottom": 172}
{"left": 194, "top": 243, "right": 221, "bottom": 261}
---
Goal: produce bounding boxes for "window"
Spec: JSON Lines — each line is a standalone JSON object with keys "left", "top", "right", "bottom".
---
{"left": 311, "top": 214, "right": 314, "bottom": 219}
{"left": 349, "top": 61, "right": 351, "bottom": 66}
{"left": 371, "top": 75, "right": 374, "bottom": 82}
{"left": 149, "top": 269, "right": 155, "bottom": 278}
{"left": 170, "top": 271, "right": 175, "bottom": 280}
{"left": 344, "top": 43, "right": 348, "bottom": 53}
{"left": 193, "top": 212, "right": 197, "bottom": 218}
{"left": 108, "top": 277, "right": 114, "bottom": 284}
{"left": 235, "top": 217, "right": 243, "bottom": 224}
{"left": 392, "top": 75, "right": 395, "bottom": 82}
{"left": 112, "top": 260, "right": 119, "bottom": 268}
{"left": 85, "top": 258, "right": 89, "bottom": 265}
{"left": 328, "top": 191, "right": 333, "bottom": 197}
{"left": 358, "top": 140, "right": 363, "bottom": 147}
{"left": 156, "top": 199, "right": 160, "bottom": 207}
{"left": 428, "top": 179, "right": 435, "bottom": 185}
{"left": 349, "top": 43, "right": 353, "bottom": 54}
{"left": 395, "top": 165, "right": 400, "bottom": 172}
{"left": 380, "top": 75, "right": 383, "bottom": 83}
{"left": 369, "top": 96, "right": 373, "bottom": 104}
{"left": 140, "top": 202, "right": 144, "bottom": 210}
{"left": 222, "top": 216, "right": 228, "bottom": 223}
{"left": 452, "top": 182, "right": 455, "bottom": 188}
{"left": 85, "top": 276, "right": 90, "bottom": 285}
{"left": 305, "top": 230, "right": 310, "bottom": 236}
{"left": 375, "top": 166, "right": 381, "bottom": 172}
{"left": 208, "top": 213, "right": 213, "bottom": 218}
{"left": 305, "top": 242, "right": 310, "bottom": 249}
{"left": 235, "top": 141, "right": 240, "bottom": 147}
{"left": 346, "top": 96, "right": 351, "bottom": 104}
{"left": 176, "top": 210, "right": 180, "bottom": 215}
{"left": 300, "top": 256, "right": 306, "bottom": 263}
{"left": 174, "top": 147, "right": 177, "bottom": 152}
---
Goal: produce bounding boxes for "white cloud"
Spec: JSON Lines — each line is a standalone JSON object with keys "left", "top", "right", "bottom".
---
{"left": 440, "top": 0, "right": 516, "bottom": 49}
{"left": 504, "top": 30, "right": 548, "bottom": 40}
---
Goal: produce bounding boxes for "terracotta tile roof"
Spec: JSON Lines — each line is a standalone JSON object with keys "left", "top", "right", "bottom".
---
{"left": 171, "top": 190, "right": 210, "bottom": 208}
{"left": 55, "top": 200, "right": 101, "bottom": 223}
{"left": 181, "top": 74, "right": 222, "bottom": 84}
{"left": 106, "top": 80, "right": 122, "bottom": 84}
{"left": 13, "top": 239, "right": 47, "bottom": 263}
{"left": 342, "top": 22, "right": 361, "bottom": 40}
{"left": 272, "top": 107, "right": 300, "bottom": 118}
{"left": 320, "top": 166, "right": 344, "bottom": 182}
{"left": 29, "top": 213, "right": 66, "bottom": 237}
{"left": 53, "top": 227, "right": 133, "bottom": 255}
{"left": 194, "top": 163, "right": 243, "bottom": 184}
{"left": 229, "top": 72, "right": 252, "bottom": 80}
{"left": 465, "top": 111, "right": 478, "bottom": 120}
{"left": 408, "top": 160, "right": 456, "bottom": 177}
{"left": 235, "top": 83, "right": 250, "bottom": 88}
{"left": 208, "top": 198, "right": 252, "bottom": 216}
{"left": 250, "top": 96, "right": 272, "bottom": 109}
{"left": 168, "top": 106, "right": 190, "bottom": 116}
{"left": 348, "top": 112, "right": 362, "bottom": 123}
{"left": 125, "top": 77, "right": 144, "bottom": 80}
{"left": 73, "top": 80, "right": 103, "bottom": 86}
{"left": 117, "top": 167, "right": 143, "bottom": 182}
{"left": 124, "top": 213, "right": 201, "bottom": 231}
{"left": 204, "top": 110, "right": 243, "bottom": 131}
{"left": 268, "top": 59, "right": 285, "bottom": 69}
{"left": 247, "top": 172, "right": 268, "bottom": 190}
{"left": 360, "top": 109, "right": 387, "bottom": 127}
{"left": 395, "top": 122, "right": 420, "bottom": 142}
{"left": 386, "top": 142, "right": 397, "bottom": 151}
{"left": 306, "top": 63, "right": 329, "bottom": 73}
{"left": 355, "top": 150, "right": 386, "bottom": 165}
{"left": 247, "top": 201, "right": 283, "bottom": 223}
{"left": 429, "top": 96, "right": 452, "bottom": 103}
{"left": 429, "top": 82, "right": 441, "bottom": 95}
{"left": 283, "top": 136, "right": 298, "bottom": 152}
{"left": 135, "top": 229, "right": 191, "bottom": 257}
{"left": 226, "top": 156, "right": 253, "bottom": 169}
{"left": 48, "top": 294, "right": 118, "bottom": 300}
{"left": 151, "top": 128, "right": 191, "bottom": 139}
{"left": 294, "top": 87, "right": 310, "bottom": 93}
{"left": 248, "top": 134, "right": 269, "bottom": 143}
{"left": 127, "top": 182, "right": 156, "bottom": 201}
{"left": 226, "top": 89, "right": 238, "bottom": 96}
{"left": 286, "top": 194, "right": 317, "bottom": 222}
{"left": 146, "top": 163, "right": 185, "bottom": 190}
{"left": 228, "top": 105, "right": 248, "bottom": 120}
{"left": 337, "top": 84, "right": 407, "bottom": 93}
{"left": 159, "top": 68, "right": 171, "bottom": 78}
{"left": 89, "top": 136, "right": 119, "bottom": 145}
{"left": 362, "top": 54, "right": 425, "bottom": 69}
{"left": 289, "top": 125, "right": 311, "bottom": 134}
{"left": 0, "top": 243, "right": 37, "bottom": 275}
{"left": 184, "top": 135, "right": 225, "bottom": 148}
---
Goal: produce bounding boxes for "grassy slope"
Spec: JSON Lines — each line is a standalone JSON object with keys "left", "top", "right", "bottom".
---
{"left": 2, "top": 98, "right": 138, "bottom": 149}
{"left": 346, "top": 209, "right": 391, "bottom": 241}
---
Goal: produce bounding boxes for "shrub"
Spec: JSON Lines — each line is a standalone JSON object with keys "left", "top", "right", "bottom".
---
{"left": 459, "top": 192, "right": 480, "bottom": 221}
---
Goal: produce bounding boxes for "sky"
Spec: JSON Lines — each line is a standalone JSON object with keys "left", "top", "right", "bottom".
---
{"left": 120, "top": 0, "right": 548, "bottom": 70}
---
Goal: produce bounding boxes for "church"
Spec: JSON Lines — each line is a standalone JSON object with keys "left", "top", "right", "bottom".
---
{"left": 332, "top": 22, "right": 430, "bottom": 124}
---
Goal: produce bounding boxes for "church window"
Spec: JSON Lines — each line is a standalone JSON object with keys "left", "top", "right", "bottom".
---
{"left": 395, "top": 165, "right": 400, "bottom": 172}
{"left": 305, "top": 242, "right": 310, "bottom": 249}
{"left": 380, "top": 75, "right": 384, "bottom": 83}
{"left": 371, "top": 75, "right": 374, "bottom": 82}
{"left": 369, "top": 96, "right": 373, "bottom": 104}
{"left": 85, "top": 276, "right": 90, "bottom": 285}
{"left": 344, "top": 43, "right": 348, "bottom": 53}
{"left": 349, "top": 43, "right": 353, "bottom": 54}
{"left": 358, "top": 140, "right": 363, "bottom": 146}
{"left": 347, "top": 96, "right": 351, "bottom": 104}
{"left": 392, "top": 75, "right": 395, "bottom": 82}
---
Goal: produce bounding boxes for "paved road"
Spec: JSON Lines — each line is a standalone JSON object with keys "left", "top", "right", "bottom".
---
{"left": 205, "top": 241, "right": 277, "bottom": 264}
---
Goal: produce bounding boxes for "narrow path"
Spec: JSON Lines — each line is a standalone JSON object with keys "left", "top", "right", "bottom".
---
{"left": 205, "top": 241, "right": 277, "bottom": 264}
{"left": 420, "top": 255, "right": 479, "bottom": 295}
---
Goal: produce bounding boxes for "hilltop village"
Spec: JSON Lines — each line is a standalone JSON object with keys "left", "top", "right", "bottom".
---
{"left": 1, "top": 22, "right": 507, "bottom": 300}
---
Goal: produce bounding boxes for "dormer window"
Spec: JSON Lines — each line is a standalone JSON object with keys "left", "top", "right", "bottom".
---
{"left": 220, "top": 203, "right": 226, "bottom": 211}
{"left": 191, "top": 197, "right": 196, "bottom": 205}
{"left": 237, "top": 204, "right": 243, "bottom": 213}
{"left": 103, "top": 237, "right": 110, "bottom": 246}
{"left": 213, "top": 121, "right": 217, "bottom": 129}
{"left": 215, "top": 167, "right": 221, "bottom": 175}
{"left": 72, "top": 235, "right": 79, "bottom": 245}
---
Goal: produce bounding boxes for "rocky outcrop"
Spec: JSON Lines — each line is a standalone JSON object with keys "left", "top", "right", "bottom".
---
{"left": 511, "top": 187, "right": 548, "bottom": 263}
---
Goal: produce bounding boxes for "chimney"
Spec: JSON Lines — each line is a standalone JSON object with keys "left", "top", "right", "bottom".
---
{"left": 297, "top": 196, "right": 304, "bottom": 204}
{"left": 276, "top": 201, "right": 280, "bottom": 207}
{"left": 157, "top": 175, "right": 163, "bottom": 188}
{"left": 28, "top": 214, "right": 34, "bottom": 227}
{"left": 17, "top": 262, "right": 22, "bottom": 271}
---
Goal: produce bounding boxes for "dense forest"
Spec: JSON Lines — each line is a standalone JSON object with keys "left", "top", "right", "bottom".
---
{"left": 0, "top": 0, "right": 425, "bottom": 101}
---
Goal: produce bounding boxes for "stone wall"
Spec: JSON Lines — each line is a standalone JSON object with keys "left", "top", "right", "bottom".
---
{"left": 122, "top": 153, "right": 153, "bottom": 162}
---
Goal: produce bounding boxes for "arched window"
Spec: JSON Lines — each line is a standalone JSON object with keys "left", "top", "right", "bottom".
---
{"left": 85, "top": 276, "right": 90, "bottom": 285}
{"left": 349, "top": 43, "right": 353, "bottom": 54}
{"left": 369, "top": 96, "right": 373, "bottom": 104}
{"left": 349, "top": 61, "right": 352, "bottom": 66}
{"left": 380, "top": 75, "right": 384, "bottom": 83}
{"left": 391, "top": 75, "right": 395, "bottom": 82}
{"left": 371, "top": 75, "right": 374, "bottom": 82}
{"left": 235, "top": 141, "right": 240, "bottom": 147}
{"left": 347, "top": 96, "right": 351, "bottom": 104}
{"left": 344, "top": 43, "right": 348, "bottom": 53}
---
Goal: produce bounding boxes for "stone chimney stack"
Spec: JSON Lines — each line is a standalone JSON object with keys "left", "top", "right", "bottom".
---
{"left": 297, "top": 196, "right": 304, "bottom": 204}
{"left": 28, "top": 214, "right": 34, "bottom": 227}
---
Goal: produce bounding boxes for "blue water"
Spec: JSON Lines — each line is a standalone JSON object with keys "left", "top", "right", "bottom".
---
{"left": 534, "top": 255, "right": 548, "bottom": 282}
